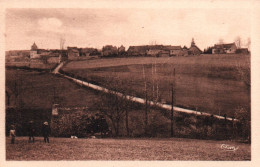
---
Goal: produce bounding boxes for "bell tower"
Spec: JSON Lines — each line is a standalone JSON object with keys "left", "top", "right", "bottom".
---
{"left": 191, "top": 38, "right": 195, "bottom": 47}
{"left": 31, "top": 42, "right": 38, "bottom": 51}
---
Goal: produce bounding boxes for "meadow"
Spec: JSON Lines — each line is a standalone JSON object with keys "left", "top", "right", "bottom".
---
{"left": 6, "top": 68, "right": 244, "bottom": 139}
{"left": 62, "top": 54, "right": 250, "bottom": 117}
{"left": 5, "top": 69, "right": 103, "bottom": 136}
{"left": 6, "top": 137, "right": 251, "bottom": 160}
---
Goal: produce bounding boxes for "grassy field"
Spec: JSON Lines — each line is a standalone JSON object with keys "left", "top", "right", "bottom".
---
{"left": 4, "top": 69, "right": 186, "bottom": 138}
{"left": 6, "top": 68, "right": 245, "bottom": 139}
{"left": 6, "top": 69, "right": 101, "bottom": 109}
{"left": 6, "top": 137, "right": 250, "bottom": 160}
{"left": 62, "top": 54, "right": 250, "bottom": 117}
{"left": 5, "top": 69, "right": 104, "bottom": 136}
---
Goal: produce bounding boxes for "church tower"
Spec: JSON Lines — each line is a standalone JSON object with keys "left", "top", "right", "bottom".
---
{"left": 191, "top": 38, "right": 196, "bottom": 47}
{"left": 31, "top": 42, "right": 38, "bottom": 51}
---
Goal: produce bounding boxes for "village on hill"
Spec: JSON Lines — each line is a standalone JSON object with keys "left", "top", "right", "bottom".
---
{"left": 6, "top": 38, "right": 250, "bottom": 67}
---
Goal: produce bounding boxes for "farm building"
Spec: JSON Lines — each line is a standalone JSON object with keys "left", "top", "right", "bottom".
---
{"left": 102, "top": 45, "right": 118, "bottom": 56}
{"left": 182, "top": 46, "right": 189, "bottom": 56}
{"left": 128, "top": 45, "right": 185, "bottom": 57}
{"left": 212, "top": 43, "right": 237, "bottom": 54}
{"left": 79, "top": 48, "right": 100, "bottom": 56}
{"left": 168, "top": 46, "right": 183, "bottom": 56}
{"left": 118, "top": 45, "right": 126, "bottom": 54}
{"left": 67, "top": 47, "right": 80, "bottom": 60}
{"left": 188, "top": 38, "right": 202, "bottom": 55}
{"left": 6, "top": 50, "right": 30, "bottom": 63}
{"left": 236, "top": 48, "right": 250, "bottom": 54}
{"left": 146, "top": 49, "right": 162, "bottom": 56}
{"left": 158, "top": 50, "right": 170, "bottom": 57}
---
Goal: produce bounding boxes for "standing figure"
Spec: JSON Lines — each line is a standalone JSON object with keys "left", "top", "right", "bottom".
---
{"left": 28, "top": 121, "right": 35, "bottom": 143}
{"left": 42, "top": 121, "right": 50, "bottom": 143}
{"left": 9, "top": 125, "right": 16, "bottom": 144}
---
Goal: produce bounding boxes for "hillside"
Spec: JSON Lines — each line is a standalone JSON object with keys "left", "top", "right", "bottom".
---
{"left": 62, "top": 54, "right": 250, "bottom": 117}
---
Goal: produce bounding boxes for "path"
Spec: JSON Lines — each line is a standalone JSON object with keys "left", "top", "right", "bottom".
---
{"left": 52, "top": 61, "right": 237, "bottom": 121}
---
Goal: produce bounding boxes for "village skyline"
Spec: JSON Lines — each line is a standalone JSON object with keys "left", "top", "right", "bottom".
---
{"left": 5, "top": 8, "right": 250, "bottom": 51}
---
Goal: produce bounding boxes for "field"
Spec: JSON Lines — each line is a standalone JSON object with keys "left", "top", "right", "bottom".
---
{"left": 4, "top": 69, "right": 188, "bottom": 138}
{"left": 62, "top": 54, "right": 250, "bottom": 117}
{"left": 5, "top": 61, "right": 251, "bottom": 161}
{"left": 5, "top": 69, "right": 106, "bottom": 136}
{"left": 6, "top": 68, "right": 247, "bottom": 139}
{"left": 6, "top": 69, "right": 101, "bottom": 109}
{"left": 6, "top": 137, "right": 251, "bottom": 160}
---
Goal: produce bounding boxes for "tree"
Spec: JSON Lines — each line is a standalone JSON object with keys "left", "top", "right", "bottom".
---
{"left": 97, "top": 76, "right": 133, "bottom": 137}
{"left": 203, "top": 47, "right": 213, "bottom": 54}
{"left": 235, "top": 58, "right": 251, "bottom": 142}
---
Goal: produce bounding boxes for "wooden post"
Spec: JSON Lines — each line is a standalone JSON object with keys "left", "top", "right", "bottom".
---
{"left": 143, "top": 64, "right": 148, "bottom": 136}
{"left": 171, "top": 68, "right": 175, "bottom": 137}
{"left": 152, "top": 62, "right": 154, "bottom": 101}
{"left": 126, "top": 107, "right": 129, "bottom": 137}
{"left": 145, "top": 90, "right": 148, "bottom": 135}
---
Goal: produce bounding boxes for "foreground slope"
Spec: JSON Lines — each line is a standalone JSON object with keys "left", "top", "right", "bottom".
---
{"left": 6, "top": 137, "right": 250, "bottom": 160}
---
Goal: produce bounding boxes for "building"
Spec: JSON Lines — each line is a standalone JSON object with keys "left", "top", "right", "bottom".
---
{"left": 31, "top": 42, "right": 38, "bottom": 50}
{"left": 67, "top": 47, "right": 80, "bottom": 60}
{"left": 212, "top": 43, "right": 237, "bottom": 54}
{"left": 158, "top": 50, "right": 170, "bottom": 57}
{"left": 102, "top": 45, "right": 118, "bottom": 56}
{"left": 146, "top": 49, "right": 162, "bottom": 56}
{"left": 236, "top": 48, "right": 249, "bottom": 54}
{"left": 118, "top": 45, "right": 126, "bottom": 53}
{"left": 182, "top": 46, "right": 189, "bottom": 56}
{"left": 30, "top": 42, "right": 40, "bottom": 59}
{"left": 167, "top": 46, "right": 183, "bottom": 56}
{"left": 188, "top": 38, "right": 202, "bottom": 55}
{"left": 127, "top": 45, "right": 149, "bottom": 56}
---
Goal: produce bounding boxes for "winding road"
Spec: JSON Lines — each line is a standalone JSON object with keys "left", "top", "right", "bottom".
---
{"left": 52, "top": 61, "right": 238, "bottom": 122}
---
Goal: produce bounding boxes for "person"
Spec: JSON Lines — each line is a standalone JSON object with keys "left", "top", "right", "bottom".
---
{"left": 9, "top": 125, "right": 16, "bottom": 144}
{"left": 42, "top": 121, "right": 50, "bottom": 143}
{"left": 28, "top": 121, "right": 35, "bottom": 143}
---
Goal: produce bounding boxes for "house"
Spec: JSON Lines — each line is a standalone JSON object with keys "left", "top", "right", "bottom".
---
{"left": 158, "top": 50, "right": 170, "bottom": 57}
{"left": 188, "top": 38, "right": 202, "bottom": 55}
{"left": 182, "top": 46, "right": 189, "bottom": 56}
{"left": 167, "top": 46, "right": 183, "bottom": 56}
{"left": 127, "top": 45, "right": 149, "bottom": 56}
{"left": 80, "top": 48, "right": 100, "bottom": 56}
{"left": 212, "top": 43, "right": 237, "bottom": 54}
{"left": 118, "top": 45, "right": 126, "bottom": 55}
{"left": 102, "top": 45, "right": 118, "bottom": 56}
{"left": 146, "top": 49, "right": 162, "bottom": 56}
{"left": 236, "top": 48, "right": 249, "bottom": 54}
{"left": 67, "top": 47, "right": 80, "bottom": 60}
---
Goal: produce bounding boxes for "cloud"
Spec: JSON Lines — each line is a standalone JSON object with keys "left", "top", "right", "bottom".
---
{"left": 38, "top": 17, "right": 63, "bottom": 33}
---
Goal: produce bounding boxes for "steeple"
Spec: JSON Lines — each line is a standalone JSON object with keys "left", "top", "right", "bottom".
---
{"left": 191, "top": 38, "right": 195, "bottom": 47}
{"left": 31, "top": 42, "right": 38, "bottom": 51}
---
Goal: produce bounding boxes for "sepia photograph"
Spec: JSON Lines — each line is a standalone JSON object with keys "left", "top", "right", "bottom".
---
{"left": 1, "top": 0, "right": 259, "bottom": 165}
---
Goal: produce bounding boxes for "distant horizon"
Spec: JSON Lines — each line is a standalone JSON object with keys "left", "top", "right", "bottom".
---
{"left": 5, "top": 8, "right": 250, "bottom": 51}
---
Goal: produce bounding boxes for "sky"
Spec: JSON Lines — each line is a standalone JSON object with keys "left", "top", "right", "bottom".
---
{"left": 5, "top": 8, "right": 251, "bottom": 51}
